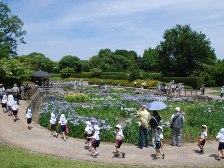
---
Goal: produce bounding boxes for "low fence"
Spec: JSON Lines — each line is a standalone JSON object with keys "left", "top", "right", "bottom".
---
{"left": 26, "top": 91, "right": 45, "bottom": 114}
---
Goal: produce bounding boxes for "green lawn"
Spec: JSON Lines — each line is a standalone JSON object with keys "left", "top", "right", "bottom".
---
{"left": 0, "top": 144, "right": 139, "bottom": 168}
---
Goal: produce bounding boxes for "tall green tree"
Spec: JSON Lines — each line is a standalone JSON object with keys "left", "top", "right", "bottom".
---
{"left": 141, "top": 48, "right": 159, "bottom": 72}
{"left": 157, "top": 25, "right": 216, "bottom": 76}
{"left": 0, "top": 2, "right": 26, "bottom": 58}
{"left": 58, "top": 55, "right": 82, "bottom": 73}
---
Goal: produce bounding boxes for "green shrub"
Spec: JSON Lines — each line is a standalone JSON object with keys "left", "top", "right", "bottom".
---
{"left": 64, "top": 93, "right": 90, "bottom": 103}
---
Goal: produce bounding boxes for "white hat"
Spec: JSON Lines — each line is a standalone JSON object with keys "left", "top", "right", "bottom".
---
{"left": 157, "top": 126, "right": 163, "bottom": 131}
{"left": 27, "top": 109, "right": 32, "bottom": 114}
{"left": 175, "top": 107, "right": 180, "bottom": 112}
{"left": 51, "top": 113, "right": 55, "bottom": 118}
{"left": 219, "top": 128, "right": 224, "bottom": 134}
{"left": 141, "top": 104, "right": 147, "bottom": 108}
{"left": 115, "top": 124, "right": 122, "bottom": 129}
{"left": 85, "top": 121, "right": 91, "bottom": 126}
{"left": 94, "top": 125, "right": 100, "bottom": 131}
{"left": 202, "top": 125, "right": 207, "bottom": 129}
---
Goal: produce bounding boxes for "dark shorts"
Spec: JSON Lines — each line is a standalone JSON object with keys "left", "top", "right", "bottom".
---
{"left": 12, "top": 110, "right": 18, "bottom": 116}
{"left": 198, "top": 139, "right": 206, "bottom": 146}
{"left": 115, "top": 140, "right": 123, "bottom": 148}
{"left": 218, "top": 142, "right": 224, "bottom": 150}
{"left": 27, "top": 118, "right": 32, "bottom": 124}
{"left": 155, "top": 141, "right": 161, "bottom": 149}
{"left": 92, "top": 140, "right": 100, "bottom": 148}
{"left": 51, "top": 124, "right": 56, "bottom": 131}
{"left": 61, "top": 125, "right": 66, "bottom": 132}
{"left": 1, "top": 103, "right": 6, "bottom": 108}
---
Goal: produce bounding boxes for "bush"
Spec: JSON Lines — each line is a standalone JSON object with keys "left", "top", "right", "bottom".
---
{"left": 64, "top": 93, "right": 90, "bottom": 103}
{"left": 162, "top": 77, "right": 204, "bottom": 89}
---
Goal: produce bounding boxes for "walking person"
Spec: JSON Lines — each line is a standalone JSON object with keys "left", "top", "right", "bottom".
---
{"left": 221, "top": 86, "right": 224, "bottom": 98}
{"left": 58, "top": 114, "right": 67, "bottom": 141}
{"left": 149, "top": 111, "right": 161, "bottom": 148}
{"left": 12, "top": 100, "right": 19, "bottom": 122}
{"left": 201, "top": 84, "right": 205, "bottom": 95}
{"left": 197, "top": 125, "right": 207, "bottom": 155}
{"left": 87, "top": 125, "right": 100, "bottom": 158}
{"left": 7, "top": 89, "right": 14, "bottom": 116}
{"left": 50, "top": 113, "right": 58, "bottom": 138}
{"left": 154, "top": 126, "right": 165, "bottom": 160}
{"left": 84, "top": 121, "right": 94, "bottom": 148}
{"left": 170, "top": 107, "right": 185, "bottom": 147}
{"left": 12, "top": 84, "right": 20, "bottom": 105}
{"left": 114, "top": 125, "right": 125, "bottom": 158}
{"left": 26, "top": 108, "right": 32, "bottom": 130}
{"left": 0, "top": 84, "right": 5, "bottom": 101}
{"left": 136, "top": 105, "right": 150, "bottom": 149}
{"left": 216, "top": 128, "right": 224, "bottom": 161}
{"left": 1, "top": 93, "right": 7, "bottom": 112}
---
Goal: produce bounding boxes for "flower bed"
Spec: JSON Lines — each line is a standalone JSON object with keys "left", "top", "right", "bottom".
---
{"left": 38, "top": 86, "right": 224, "bottom": 143}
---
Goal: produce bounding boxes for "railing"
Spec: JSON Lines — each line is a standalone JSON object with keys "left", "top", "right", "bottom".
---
{"left": 26, "top": 91, "right": 45, "bottom": 114}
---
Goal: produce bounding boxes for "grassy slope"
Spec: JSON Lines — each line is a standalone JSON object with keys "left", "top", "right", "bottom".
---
{"left": 0, "top": 144, "right": 138, "bottom": 168}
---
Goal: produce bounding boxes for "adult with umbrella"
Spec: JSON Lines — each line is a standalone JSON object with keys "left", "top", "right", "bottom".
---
{"left": 136, "top": 104, "right": 150, "bottom": 149}
{"left": 147, "top": 101, "right": 166, "bottom": 147}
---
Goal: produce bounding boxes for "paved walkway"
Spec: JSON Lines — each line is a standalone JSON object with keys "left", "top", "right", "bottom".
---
{"left": 0, "top": 97, "right": 223, "bottom": 167}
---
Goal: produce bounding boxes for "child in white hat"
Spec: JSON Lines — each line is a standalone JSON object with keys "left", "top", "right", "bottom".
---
{"left": 87, "top": 125, "right": 100, "bottom": 158}
{"left": 216, "top": 128, "right": 224, "bottom": 161}
{"left": 26, "top": 109, "right": 32, "bottom": 130}
{"left": 84, "top": 121, "right": 94, "bottom": 147}
{"left": 1, "top": 93, "right": 7, "bottom": 112}
{"left": 154, "top": 126, "right": 165, "bottom": 160}
{"left": 58, "top": 114, "right": 67, "bottom": 141}
{"left": 114, "top": 124, "right": 125, "bottom": 158}
{"left": 50, "top": 113, "right": 58, "bottom": 138}
{"left": 197, "top": 125, "right": 207, "bottom": 155}
{"left": 12, "top": 100, "right": 19, "bottom": 122}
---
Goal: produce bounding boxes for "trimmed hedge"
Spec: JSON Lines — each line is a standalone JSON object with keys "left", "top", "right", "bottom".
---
{"left": 162, "top": 77, "right": 204, "bottom": 89}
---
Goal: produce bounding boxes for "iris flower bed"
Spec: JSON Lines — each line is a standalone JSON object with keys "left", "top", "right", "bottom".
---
{"left": 38, "top": 86, "right": 224, "bottom": 144}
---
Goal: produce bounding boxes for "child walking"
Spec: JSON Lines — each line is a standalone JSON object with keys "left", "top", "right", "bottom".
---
{"left": 50, "top": 113, "right": 58, "bottom": 138}
{"left": 58, "top": 114, "right": 67, "bottom": 141}
{"left": 26, "top": 108, "right": 32, "bottom": 130}
{"left": 114, "top": 124, "right": 125, "bottom": 158}
{"left": 12, "top": 100, "right": 19, "bottom": 122}
{"left": 197, "top": 125, "right": 207, "bottom": 154}
{"left": 87, "top": 125, "right": 100, "bottom": 158}
{"left": 1, "top": 93, "right": 7, "bottom": 112}
{"left": 154, "top": 126, "right": 165, "bottom": 160}
{"left": 84, "top": 121, "right": 94, "bottom": 147}
{"left": 216, "top": 128, "right": 224, "bottom": 161}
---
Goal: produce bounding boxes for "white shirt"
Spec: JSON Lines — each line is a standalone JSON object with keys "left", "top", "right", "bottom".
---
{"left": 200, "top": 131, "right": 207, "bottom": 139}
{"left": 155, "top": 132, "right": 164, "bottom": 141}
{"left": 26, "top": 112, "right": 32, "bottom": 118}
{"left": 92, "top": 131, "right": 100, "bottom": 140}
{"left": 50, "top": 117, "right": 56, "bottom": 124}
{"left": 59, "top": 119, "right": 67, "bottom": 125}
{"left": 12, "top": 102, "right": 18, "bottom": 111}
{"left": 7, "top": 95, "right": 14, "bottom": 106}
{"left": 217, "top": 132, "right": 224, "bottom": 143}
{"left": 116, "top": 130, "right": 124, "bottom": 140}
{"left": 1, "top": 95, "right": 7, "bottom": 104}
{"left": 85, "top": 125, "right": 93, "bottom": 135}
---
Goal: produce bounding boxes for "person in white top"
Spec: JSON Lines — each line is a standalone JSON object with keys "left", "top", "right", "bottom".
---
{"left": 84, "top": 121, "right": 94, "bottom": 147}
{"left": 154, "top": 126, "right": 165, "bottom": 160}
{"left": 26, "top": 109, "right": 32, "bottom": 130}
{"left": 114, "top": 124, "right": 125, "bottom": 158}
{"left": 7, "top": 90, "right": 14, "bottom": 116}
{"left": 87, "top": 125, "right": 100, "bottom": 157}
{"left": 216, "top": 128, "right": 224, "bottom": 160}
{"left": 1, "top": 93, "right": 7, "bottom": 112}
{"left": 49, "top": 113, "right": 58, "bottom": 138}
{"left": 58, "top": 114, "right": 67, "bottom": 141}
{"left": 12, "top": 100, "right": 19, "bottom": 122}
{"left": 197, "top": 125, "right": 207, "bottom": 154}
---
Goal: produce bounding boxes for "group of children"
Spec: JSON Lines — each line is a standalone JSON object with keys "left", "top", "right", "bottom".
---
{"left": 83, "top": 121, "right": 126, "bottom": 158}
{"left": 197, "top": 125, "right": 224, "bottom": 161}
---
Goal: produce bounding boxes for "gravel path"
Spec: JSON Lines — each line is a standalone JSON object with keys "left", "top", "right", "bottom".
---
{"left": 0, "top": 99, "right": 223, "bottom": 167}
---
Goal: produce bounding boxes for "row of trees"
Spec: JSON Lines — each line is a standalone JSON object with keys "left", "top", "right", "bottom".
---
{"left": 0, "top": 2, "right": 223, "bottom": 86}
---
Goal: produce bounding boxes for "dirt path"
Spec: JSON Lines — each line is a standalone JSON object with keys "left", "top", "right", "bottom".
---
{"left": 0, "top": 99, "right": 223, "bottom": 167}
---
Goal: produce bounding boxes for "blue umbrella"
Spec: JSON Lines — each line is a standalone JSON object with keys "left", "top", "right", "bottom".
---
{"left": 146, "top": 101, "right": 167, "bottom": 111}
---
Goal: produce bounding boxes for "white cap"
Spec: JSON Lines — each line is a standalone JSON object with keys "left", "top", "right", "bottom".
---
{"left": 115, "top": 124, "right": 122, "bottom": 129}
{"left": 202, "top": 125, "right": 207, "bottom": 129}
{"left": 27, "top": 109, "right": 32, "bottom": 113}
{"left": 220, "top": 128, "right": 224, "bottom": 134}
{"left": 157, "top": 126, "right": 163, "bottom": 131}
{"left": 94, "top": 125, "right": 100, "bottom": 131}
{"left": 51, "top": 113, "right": 55, "bottom": 118}
{"left": 175, "top": 107, "right": 180, "bottom": 112}
{"left": 141, "top": 104, "right": 147, "bottom": 108}
{"left": 85, "top": 121, "right": 91, "bottom": 126}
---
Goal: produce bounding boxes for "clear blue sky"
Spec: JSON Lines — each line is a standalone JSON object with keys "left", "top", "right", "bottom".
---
{"left": 3, "top": 0, "right": 224, "bottom": 61}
